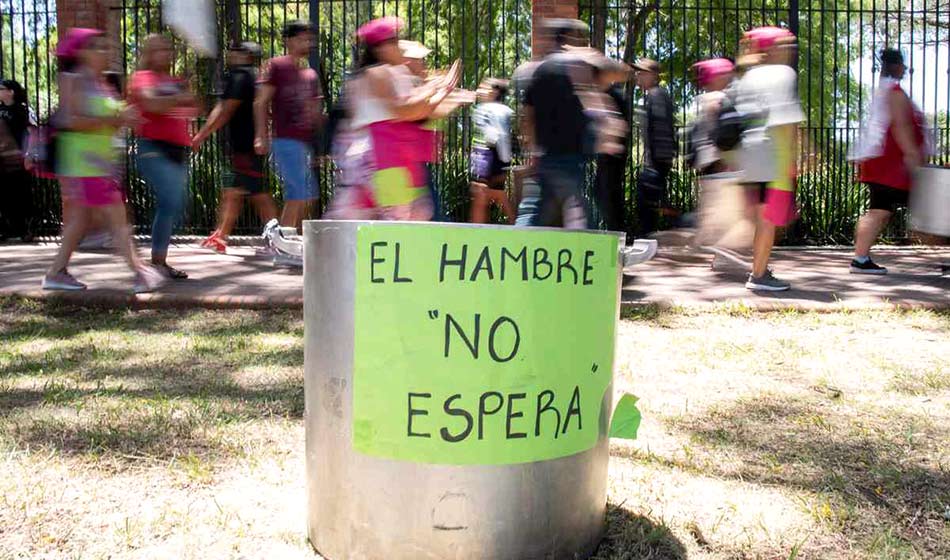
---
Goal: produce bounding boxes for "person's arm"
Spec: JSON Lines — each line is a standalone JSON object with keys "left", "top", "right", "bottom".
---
{"left": 369, "top": 62, "right": 460, "bottom": 123}
{"left": 193, "top": 99, "right": 241, "bottom": 147}
{"left": 135, "top": 84, "right": 195, "bottom": 115}
{"left": 254, "top": 83, "right": 276, "bottom": 155}
{"left": 888, "top": 88, "right": 922, "bottom": 168}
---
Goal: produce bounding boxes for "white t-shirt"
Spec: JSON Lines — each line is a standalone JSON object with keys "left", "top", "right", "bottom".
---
{"left": 733, "top": 64, "right": 804, "bottom": 183}
{"left": 473, "top": 101, "right": 514, "bottom": 162}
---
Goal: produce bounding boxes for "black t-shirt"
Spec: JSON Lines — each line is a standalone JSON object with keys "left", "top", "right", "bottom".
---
{"left": 606, "top": 85, "right": 631, "bottom": 151}
{"left": 222, "top": 66, "right": 256, "bottom": 153}
{"left": 524, "top": 54, "right": 588, "bottom": 156}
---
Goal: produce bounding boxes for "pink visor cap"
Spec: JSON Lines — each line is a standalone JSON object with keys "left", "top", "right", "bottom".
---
{"left": 744, "top": 26, "right": 795, "bottom": 52}
{"left": 692, "top": 58, "right": 735, "bottom": 86}
{"left": 56, "top": 28, "right": 104, "bottom": 61}
{"left": 357, "top": 16, "right": 404, "bottom": 47}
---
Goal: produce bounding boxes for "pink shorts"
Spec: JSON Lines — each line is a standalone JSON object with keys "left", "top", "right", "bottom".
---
{"left": 62, "top": 177, "right": 124, "bottom": 207}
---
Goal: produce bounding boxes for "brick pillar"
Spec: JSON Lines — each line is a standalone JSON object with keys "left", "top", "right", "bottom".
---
{"left": 532, "top": 0, "right": 579, "bottom": 58}
{"left": 57, "top": 0, "right": 124, "bottom": 70}
{"left": 56, "top": 0, "right": 113, "bottom": 37}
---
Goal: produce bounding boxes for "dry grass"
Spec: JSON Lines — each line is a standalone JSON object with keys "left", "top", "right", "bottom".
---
{"left": 1, "top": 297, "right": 948, "bottom": 559}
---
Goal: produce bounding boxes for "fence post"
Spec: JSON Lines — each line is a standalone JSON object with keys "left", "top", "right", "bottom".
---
{"left": 224, "top": 0, "right": 240, "bottom": 45}
{"left": 789, "top": 0, "right": 800, "bottom": 69}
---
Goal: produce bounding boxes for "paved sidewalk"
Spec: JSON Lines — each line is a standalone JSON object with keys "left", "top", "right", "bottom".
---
{"left": 1, "top": 242, "right": 946, "bottom": 310}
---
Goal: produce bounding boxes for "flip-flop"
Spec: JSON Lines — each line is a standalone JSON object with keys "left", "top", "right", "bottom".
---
{"left": 156, "top": 264, "right": 189, "bottom": 280}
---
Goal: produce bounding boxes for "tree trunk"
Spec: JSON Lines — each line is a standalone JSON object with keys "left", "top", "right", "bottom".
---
{"left": 622, "top": 2, "right": 659, "bottom": 64}
{"left": 591, "top": 0, "right": 607, "bottom": 52}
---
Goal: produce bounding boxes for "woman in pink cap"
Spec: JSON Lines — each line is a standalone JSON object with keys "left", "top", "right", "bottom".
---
{"left": 339, "top": 16, "right": 459, "bottom": 220}
{"left": 689, "top": 58, "right": 735, "bottom": 176}
{"left": 42, "top": 29, "right": 163, "bottom": 292}
{"left": 730, "top": 27, "right": 803, "bottom": 292}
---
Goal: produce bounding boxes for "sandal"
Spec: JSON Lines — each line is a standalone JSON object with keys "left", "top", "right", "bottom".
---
{"left": 155, "top": 263, "right": 189, "bottom": 280}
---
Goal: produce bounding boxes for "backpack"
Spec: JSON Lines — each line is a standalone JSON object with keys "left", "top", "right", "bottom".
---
{"left": 713, "top": 92, "right": 748, "bottom": 152}
{"left": 25, "top": 112, "right": 59, "bottom": 179}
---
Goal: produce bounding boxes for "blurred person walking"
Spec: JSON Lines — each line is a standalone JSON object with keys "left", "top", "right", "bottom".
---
{"left": 731, "top": 27, "right": 804, "bottom": 291}
{"left": 469, "top": 78, "right": 515, "bottom": 224}
{"left": 42, "top": 28, "right": 162, "bottom": 293}
{"left": 590, "top": 60, "right": 632, "bottom": 233}
{"left": 346, "top": 17, "right": 458, "bottom": 220}
{"left": 513, "top": 18, "right": 589, "bottom": 227}
{"left": 401, "top": 39, "right": 449, "bottom": 222}
{"left": 194, "top": 42, "right": 278, "bottom": 254}
{"left": 254, "top": 21, "right": 323, "bottom": 232}
{"left": 632, "top": 58, "right": 676, "bottom": 237}
{"left": 0, "top": 78, "right": 36, "bottom": 241}
{"left": 688, "top": 58, "right": 735, "bottom": 177}
{"left": 849, "top": 49, "right": 929, "bottom": 275}
{"left": 520, "top": 19, "right": 593, "bottom": 228}
{"left": 129, "top": 34, "right": 198, "bottom": 280}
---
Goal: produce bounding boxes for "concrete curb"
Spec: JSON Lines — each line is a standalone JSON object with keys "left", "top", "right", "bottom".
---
{"left": 11, "top": 289, "right": 303, "bottom": 311}
{"left": 10, "top": 290, "right": 945, "bottom": 314}
{"left": 620, "top": 299, "right": 950, "bottom": 313}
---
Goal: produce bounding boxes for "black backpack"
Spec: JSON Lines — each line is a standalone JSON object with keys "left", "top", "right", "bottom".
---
{"left": 713, "top": 92, "right": 748, "bottom": 152}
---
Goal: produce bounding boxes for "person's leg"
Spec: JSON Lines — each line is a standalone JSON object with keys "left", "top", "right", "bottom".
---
{"left": 11, "top": 170, "right": 34, "bottom": 239}
{"left": 470, "top": 182, "right": 490, "bottom": 224}
{"left": 136, "top": 142, "right": 187, "bottom": 272}
{"left": 607, "top": 158, "right": 628, "bottom": 234}
{"left": 214, "top": 189, "right": 245, "bottom": 240}
{"left": 594, "top": 156, "right": 613, "bottom": 229}
{"left": 855, "top": 209, "right": 892, "bottom": 258}
{"left": 46, "top": 191, "right": 88, "bottom": 277}
{"left": 101, "top": 202, "right": 142, "bottom": 273}
{"left": 515, "top": 173, "right": 540, "bottom": 227}
{"left": 751, "top": 204, "right": 776, "bottom": 278}
{"left": 249, "top": 193, "right": 279, "bottom": 227}
{"left": 488, "top": 189, "right": 516, "bottom": 225}
{"left": 271, "top": 139, "right": 316, "bottom": 232}
{"left": 635, "top": 169, "right": 659, "bottom": 237}
{"left": 281, "top": 200, "right": 309, "bottom": 230}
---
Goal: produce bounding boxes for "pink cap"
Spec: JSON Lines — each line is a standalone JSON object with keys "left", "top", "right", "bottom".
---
{"left": 692, "top": 58, "right": 735, "bottom": 87}
{"left": 56, "top": 28, "right": 104, "bottom": 61}
{"left": 357, "top": 17, "right": 404, "bottom": 47}
{"left": 744, "top": 26, "right": 795, "bottom": 52}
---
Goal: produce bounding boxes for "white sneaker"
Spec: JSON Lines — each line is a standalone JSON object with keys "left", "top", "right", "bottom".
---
{"left": 133, "top": 266, "right": 167, "bottom": 294}
{"left": 42, "top": 270, "right": 87, "bottom": 291}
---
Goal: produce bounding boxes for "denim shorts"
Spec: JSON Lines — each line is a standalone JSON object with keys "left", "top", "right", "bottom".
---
{"left": 271, "top": 138, "right": 317, "bottom": 201}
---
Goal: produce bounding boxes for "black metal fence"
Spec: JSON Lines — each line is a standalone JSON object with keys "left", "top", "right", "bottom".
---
{"left": 112, "top": 0, "right": 532, "bottom": 235}
{"left": 2, "top": 1, "right": 949, "bottom": 242}
{"left": 579, "top": 0, "right": 950, "bottom": 243}
{"left": 0, "top": 0, "right": 60, "bottom": 233}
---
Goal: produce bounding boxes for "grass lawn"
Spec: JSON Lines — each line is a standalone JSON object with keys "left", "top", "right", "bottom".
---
{"left": 1, "top": 297, "right": 947, "bottom": 559}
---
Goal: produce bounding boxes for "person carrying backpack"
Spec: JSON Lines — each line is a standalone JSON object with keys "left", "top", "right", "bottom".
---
{"left": 729, "top": 27, "right": 804, "bottom": 292}
{"left": 688, "top": 58, "right": 735, "bottom": 176}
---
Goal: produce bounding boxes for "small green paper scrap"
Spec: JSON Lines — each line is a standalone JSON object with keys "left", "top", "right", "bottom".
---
{"left": 609, "top": 394, "right": 642, "bottom": 440}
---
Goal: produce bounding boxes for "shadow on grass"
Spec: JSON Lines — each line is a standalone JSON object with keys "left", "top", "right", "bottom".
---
{"left": 0, "top": 297, "right": 305, "bottom": 461}
{"left": 592, "top": 504, "right": 688, "bottom": 560}
{"left": 0, "top": 296, "right": 303, "bottom": 343}
{"left": 620, "top": 397, "right": 950, "bottom": 557}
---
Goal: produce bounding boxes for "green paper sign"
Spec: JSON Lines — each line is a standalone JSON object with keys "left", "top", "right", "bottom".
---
{"left": 352, "top": 224, "right": 621, "bottom": 465}
{"left": 608, "top": 394, "right": 642, "bottom": 440}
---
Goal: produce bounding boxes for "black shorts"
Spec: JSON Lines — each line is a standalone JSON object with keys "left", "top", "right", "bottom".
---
{"left": 471, "top": 146, "right": 508, "bottom": 188}
{"left": 223, "top": 152, "right": 266, "bottom": 195}
{"left": 867, "top": 182, "right": 909, "bottom": 212}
